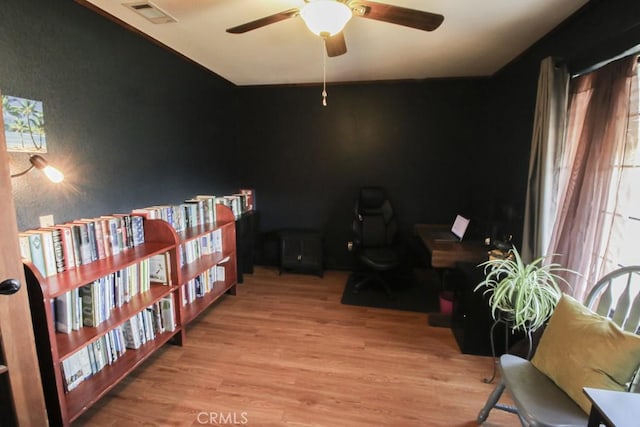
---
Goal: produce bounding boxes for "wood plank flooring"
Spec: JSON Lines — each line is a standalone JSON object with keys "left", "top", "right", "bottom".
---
{"left": 74, "top": 267, "right": 515, "bottom": 426}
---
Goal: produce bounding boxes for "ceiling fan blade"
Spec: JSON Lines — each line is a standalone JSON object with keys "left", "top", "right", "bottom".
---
{"left": 226, "top": 8, "right": 299, "bottom": 34}
{"left": 353, "top": 0, "right": 444, "bottom": 32}
{"left": 325, "top": 32, "right": 347, "bottom": 57}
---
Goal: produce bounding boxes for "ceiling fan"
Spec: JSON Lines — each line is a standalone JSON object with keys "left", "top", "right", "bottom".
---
{"left": 226, "top": 0, "right": 444, "bottom": 58}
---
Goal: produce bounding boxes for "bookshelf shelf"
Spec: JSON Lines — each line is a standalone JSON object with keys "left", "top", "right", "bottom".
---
{"left": 38, "top": 240, "right": 173, "bottom": 297}
{"left": 65, "top": 328, "right": 177, "bottom": 423}
{"left": 181, "top": 278, "right": 236, "bottom": 325}
{"left": 24, "top": 205, "right": 238, "bottom": 426}
{"left": 177, "top": 205, "right": 237, "bottom": 333}
{"left": 54, "top": 284, "right": 174, "bottom": 358}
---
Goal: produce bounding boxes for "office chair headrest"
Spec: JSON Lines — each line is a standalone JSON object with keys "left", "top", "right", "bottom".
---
{"left": 358, "top": 187, "right": 387, "bottom": 209}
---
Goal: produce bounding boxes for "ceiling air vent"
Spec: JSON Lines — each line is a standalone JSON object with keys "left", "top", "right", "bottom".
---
{"left": 124, "top": 2, "right": 177, "bottom": 24}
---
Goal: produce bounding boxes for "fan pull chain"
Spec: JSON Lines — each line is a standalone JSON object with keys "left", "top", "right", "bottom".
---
{"left": 322, "top": 39, "right": 328, "bottom": 106}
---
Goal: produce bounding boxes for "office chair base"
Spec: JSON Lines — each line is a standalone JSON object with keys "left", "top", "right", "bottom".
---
{"left": 351, "top": 274, "right": 393, "bottom": 298}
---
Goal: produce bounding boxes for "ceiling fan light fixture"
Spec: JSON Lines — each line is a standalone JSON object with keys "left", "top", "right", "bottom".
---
{"left": 300, "top": 0, "right": 352, "bottom": 37}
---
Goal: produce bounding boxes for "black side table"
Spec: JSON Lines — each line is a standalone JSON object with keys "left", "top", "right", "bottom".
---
{"left": 278, "top": 229, "right": 323, "bottom": 277}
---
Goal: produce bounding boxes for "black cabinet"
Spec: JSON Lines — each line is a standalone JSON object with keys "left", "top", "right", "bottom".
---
{"left": 236, "top": 211, "right": 258, "bottom": 283}
{"left": 450, "top": 263, "right": 518, "bottom": 356}
{"left": 279, "top": 230, "right": 323, "bottom": 277}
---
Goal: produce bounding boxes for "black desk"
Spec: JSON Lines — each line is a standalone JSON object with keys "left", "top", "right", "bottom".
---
{"left": 413, "top": 224, "right": 488, "bottom": 269}
{"left": 414, "top": 224, "right": 517, "bottom": 356}
{"left": 584, "top": 387, "right": 640, "bottom": 427}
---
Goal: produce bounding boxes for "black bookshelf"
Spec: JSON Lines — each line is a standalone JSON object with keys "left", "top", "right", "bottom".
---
{"left": 236, "top": 210, "right": 258, "bottom": 283}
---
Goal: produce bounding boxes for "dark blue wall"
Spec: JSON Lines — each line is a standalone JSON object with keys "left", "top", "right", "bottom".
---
{"left": 233, "top": 81, "right": 491, "bottom": 267}
{"left": 1, "top": 0, "right": 236, "bottom": 231}
{"left": 2, "top": 0, "right": 640, "bottom": 270}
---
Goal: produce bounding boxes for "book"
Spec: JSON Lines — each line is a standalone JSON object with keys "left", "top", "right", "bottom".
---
{"left": 161, "top": 296, "right": 176, "bottom": 332}
{"left": 100, "top": 216, "right": 122, "bottom": 256}
{"left": 56, "top": 223, "right": 82, "bottom": 268}
{"left": 112, "top": 214, "right": 134, "bottom": 249}
{"left": 69, "top": 222, "right": 93, "bottom": 265}
{"left": 184, "top": 199, "right": 205, "bottom": 227}
{"left": 194, "top": 195, "right": 216, "bottom": 224}
{"left": 149, "top": 252, "right": 171, "bottom": 285}
{"left": 28, "top": 230, "right": 58, "bottom": 277}
{"left": 55, "top": 225, "right": 76, "bottom": 270}
{"left": 79, "top": 218, "right": 106, "bottom": 260}
{"left": 239, "top": 188, "right": 256, "bottom": 211}
{"left": 130, "top": 215, "right": 145, "bottom": 246}
{"left": 77, "top": 346, "right": 93, "bottom": 381}
{"left": 62, "top": 353, "right": 83, "bottom": 391}
{"left": 87, "top": 342, "right": 97, "bottom": 375}
{"left": 54, "top": 291, "right": 73, "bottom": 334}
{"left": 72, "top": 220, "right": 98, "bottom": 262}
{"left": 71, "top": 288, "right": 82, "bottom": 331}
{"left": 17, "top": 233, "right": 33, "bottom": 263}
{"left": 41, "top": 227, "right": 65, "bottom": 273}
{"left": 98, "top": 218, "right": 113, "bottom": 258}
{"left": 25, "top": 231, "right": 48, "bottom": 277}
{"left": 122, "top": 316, "right": 141, "bottom": 349}
{"left": 79, "top": 283, "right": 99, "bottom": 327}
{"left": 131, "top": 207, "right": 160, "bottom": 220}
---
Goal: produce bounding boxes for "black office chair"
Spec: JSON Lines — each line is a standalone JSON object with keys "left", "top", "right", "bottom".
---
{"left": 350, "top": 187, "right": 401, "bottom": 296}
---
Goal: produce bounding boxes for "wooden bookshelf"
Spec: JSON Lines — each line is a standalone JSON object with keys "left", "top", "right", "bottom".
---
{"left": 24, "top": 206, "right": 238, "bottom": 426}
{"left": 177, "top": 204, "right": 237, "bottom": 329}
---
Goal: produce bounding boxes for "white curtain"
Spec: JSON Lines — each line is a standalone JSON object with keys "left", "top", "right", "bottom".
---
{"left": 521, "top": 57, "right": 570, "bottom": 262}
{"left": 546, "top": 56, "right": 637, "bottom": 301}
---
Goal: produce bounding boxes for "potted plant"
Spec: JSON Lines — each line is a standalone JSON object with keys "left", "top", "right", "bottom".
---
{"left": 474, "top": 246, "right": 573, "bottom": 336}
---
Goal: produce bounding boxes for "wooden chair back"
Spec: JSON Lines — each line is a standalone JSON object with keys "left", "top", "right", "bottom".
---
{"left": 584, "top": 265, "right": 640, "bottom": 333}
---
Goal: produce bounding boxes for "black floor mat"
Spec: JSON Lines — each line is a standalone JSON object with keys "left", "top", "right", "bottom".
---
{"left": 340, "top": 268, "right": 442, "bottom": 313}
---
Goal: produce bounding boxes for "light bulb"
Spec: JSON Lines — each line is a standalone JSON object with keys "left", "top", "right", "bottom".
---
{"left": 42, "top": 165, "right": 64, "bottom": 183}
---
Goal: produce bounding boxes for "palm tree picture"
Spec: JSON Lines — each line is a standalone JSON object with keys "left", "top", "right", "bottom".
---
{"left": 2, "top": 95, "right": 47, "bottom": 152}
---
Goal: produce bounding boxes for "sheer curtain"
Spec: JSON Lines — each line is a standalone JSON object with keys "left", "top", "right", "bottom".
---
{"left": 547, "top": 56, "right": 638, "bottom": 301}
{"left": 521, "top": 57, "right": 569, "bottom": 263}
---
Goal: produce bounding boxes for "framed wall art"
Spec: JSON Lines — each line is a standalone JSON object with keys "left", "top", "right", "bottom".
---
{"left": 2, "top": 95, "right": 47, "bottom": 153}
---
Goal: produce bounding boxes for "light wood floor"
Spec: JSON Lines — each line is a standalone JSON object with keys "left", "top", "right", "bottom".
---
{"left": 74, "top": 266, "right": 515, "bottom": 426}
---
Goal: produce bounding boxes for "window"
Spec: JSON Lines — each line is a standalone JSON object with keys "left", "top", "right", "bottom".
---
{"left": 597, "top": 66, "right": 640, "bottom": 274}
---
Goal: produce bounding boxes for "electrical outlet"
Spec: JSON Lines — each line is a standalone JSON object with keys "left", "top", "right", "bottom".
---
{"left": 39, "top": 214, "right": 54, "bottom": 228}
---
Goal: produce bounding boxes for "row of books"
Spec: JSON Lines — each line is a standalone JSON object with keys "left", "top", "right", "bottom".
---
{"left": 131, "top": 190, "right": 256, "bottom": 234}
{"left": 54, "top": 255, "right": 170, "bottom": 334}
{"left": 61, "top": 296, "right": 175, "bottom": 392}
{"left": 17, "top": 189, "right": 255, "bottom": 280}
{"left": 132, "top": 195, "right": 218, "bottom": 233}
{"left": 180, "top": 228, "right": 223, "bottom": 267}
{"left": 18, "top": 214, "right": 144, "bottom": 278}
{"left": 182, "top": 262, "right": 227, "bottom": 306}
{"left": 217, "top": 188, "right": 255, "bottom": 219}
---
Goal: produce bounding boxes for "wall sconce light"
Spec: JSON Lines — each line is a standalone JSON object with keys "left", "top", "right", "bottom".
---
{"left": 10, "top": 154, "right": 64, "bottom": 183}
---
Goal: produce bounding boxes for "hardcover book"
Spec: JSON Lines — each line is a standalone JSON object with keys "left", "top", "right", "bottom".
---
{"left": 69, "top": 222, "right": 93, "bottom": 265}
{"left": 55, "top": 225, "right": 77, "bottom": 270}
{"left": 80, "top": 283, "right": 100, "bottom": 327}
{"left": 41, "top": 227, "right": 65, "bottom": 273}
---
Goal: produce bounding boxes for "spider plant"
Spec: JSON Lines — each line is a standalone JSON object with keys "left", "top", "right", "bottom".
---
{"left": 474, "top": 246, "right": 573, "bottom": 334}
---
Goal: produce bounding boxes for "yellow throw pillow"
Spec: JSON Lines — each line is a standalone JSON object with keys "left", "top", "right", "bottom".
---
{"left": 531, "top": 293, "right": 640, "bottom": 413}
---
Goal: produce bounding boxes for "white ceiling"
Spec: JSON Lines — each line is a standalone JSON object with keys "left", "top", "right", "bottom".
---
{"left": 83, "top": 0, "right": 589, "bottom": 86}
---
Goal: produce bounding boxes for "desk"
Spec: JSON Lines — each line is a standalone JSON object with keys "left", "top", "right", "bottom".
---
{"left": 415, "top": 224, "right": 504, "bottom": 355}
{"left": 583, "top": 387, "right": 640, "bottom": 427}
{"left": 414, "top": 224, "right": 488, "bottom": 268}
